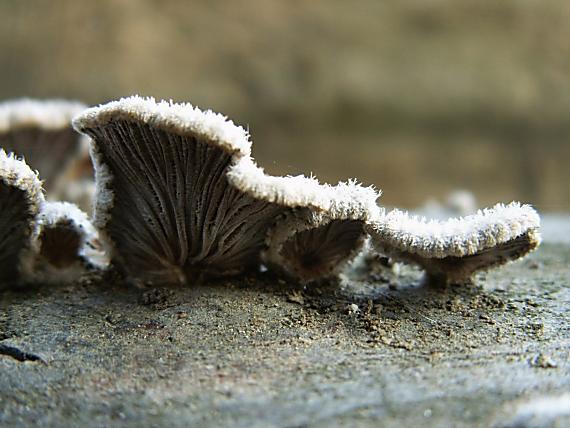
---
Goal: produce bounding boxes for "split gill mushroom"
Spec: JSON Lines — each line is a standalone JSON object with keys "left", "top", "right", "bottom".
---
{"left": 367, "top": 202, "right": 541, "bottom": 286}
{"left": 72, "top": 96, "right": 381, "bottom": 287}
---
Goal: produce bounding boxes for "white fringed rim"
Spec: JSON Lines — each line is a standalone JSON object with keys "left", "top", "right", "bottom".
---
{"left": 0, "top": 149, "right": 44, "bottom": 212}
{"left": 0, "top": 98, "right": 86, "bottom": 133}
{"left": 34, "top": 201, "right": 98, "bottom": 243}
{"left": 368, "top": 202, "right": 541, "bottom": 259}
{"left": 72, "top": 95, "right": 252, "bottom": 157}
{"left": 228, "top": 155, "right": 382, "bottom": 216}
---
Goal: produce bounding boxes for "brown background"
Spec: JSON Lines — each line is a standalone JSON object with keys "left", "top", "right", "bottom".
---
{"left": 1, "top": 0, "right": 569, "bottom": 210}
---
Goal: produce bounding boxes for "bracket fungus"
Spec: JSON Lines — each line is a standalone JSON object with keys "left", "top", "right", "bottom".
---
{"left": 72, "top": 96, "right": 383, "bottom": 286}
{"left": 72, "top": 96, "right": 284, "bottom": 286}
{"left": 0, "top": 150, "right": 44, "bottom": 287}
{"left": 367, "top": 202, "right": 541, "bottom": 285}
{"left": 262, "top": 209, "right": 370, "bottom": 282}
{"left": 228, "top": 175, "right": 381, "bottom": 282}
{"left": 0, "top": 95, "right": 544, "bottom": 291}
{"left": 0, "top": 98, "right": 93, "bottom": 207}
{"left": 21, "top": 201, "right": 106, "bottom": 284}
{"left": 226, "top": 159, "right": 381, "bottom": 282}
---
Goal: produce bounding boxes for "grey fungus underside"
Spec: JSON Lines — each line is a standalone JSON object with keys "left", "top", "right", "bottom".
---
{"left": 0, "top": 182, "right": 37, "bottom": 285}
{"left": 278, "top": 219, "right": 366, "bottom": 281}
{"left": 80, "top": 120, "right": 283, "bottom": 285}
{"left": 264, "top": 209, "right": 370, "bottom": 282}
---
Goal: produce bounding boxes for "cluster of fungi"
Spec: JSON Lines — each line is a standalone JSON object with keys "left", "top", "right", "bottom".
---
{"left": 0, "top": 97, "right": 540, "bottom": 290}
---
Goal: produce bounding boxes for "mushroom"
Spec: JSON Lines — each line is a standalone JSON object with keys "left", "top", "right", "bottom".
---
{"left": 72, "top": 96, "right": 381, "bottom": 286}
{"left": 72, "top": 96, "right": 283, "bottom": 286}
{"left": 0, "top": 98, "right": 94, "bottom": 209}
{"left": 262, "top": 209, "right": 370, "bottom": 282}
{"left": 228, "top": 165, "right": 381, "bottom": 282}
{"left": 20, "top": 201, "right": 107, "bottom": 284}
{"left": 0, "top": 150, "right": 44, "bottom": 287}
{"left": 367, "top": 202, "right": 541, "bottom": 285}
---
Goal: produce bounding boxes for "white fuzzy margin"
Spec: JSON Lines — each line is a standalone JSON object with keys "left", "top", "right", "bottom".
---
{"left": 0, "top": 98, "right": 86, "bottom": 133}
{"left": 35, "top": 201, "right": 98, "bottom": 244}
{"left": 72, "top": 95, "right": 252, "bottom": 157}
{"left": 367, "top": 202, "right": 541, "bottom": 259}
{"left": 0, "top": 149, "right": 45, "bottom": 209}
{"left": 20, "top": 201, "right": 107, "bottom": 284}
{"left": 228, "top": 155, "right": 382, "bottom": 214}
{"left": 85, "top": 139, "right": 113, "bottom": 231}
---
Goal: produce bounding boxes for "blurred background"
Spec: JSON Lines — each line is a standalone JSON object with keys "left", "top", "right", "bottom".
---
{"left": 1, "top": 0, "right": 568, "bottom": 211}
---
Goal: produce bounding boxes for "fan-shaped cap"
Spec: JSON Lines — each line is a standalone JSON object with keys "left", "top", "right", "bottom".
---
{"left": 233, "top": 175, "right": 382, "bottom": 282}
{"left": 20, "top": 201, "right": 107, "bottom": 284}
{"left": 0, "top": 150, "right": 44, "bottom": 287}
{"left": 229, "top": 159, "right": 382, "bottom": 282}
{"left": 72, "top": 96, "right": 382, "bottom": 286}
{"left": 0, "top": 98, "right": 89, "bottom": 195}
{"left": 72, "top": 96, "right": 281, "bottom": 286}
{"left": 367, "top": 202, "right": 541, "bottom": 284}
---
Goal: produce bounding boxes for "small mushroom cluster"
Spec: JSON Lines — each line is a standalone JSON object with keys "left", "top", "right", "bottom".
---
{"left": 0, "top": 96, "right": 541, "bottom": 289}
{"left": 0, "top": 100, "right": 103, "bottom": 286}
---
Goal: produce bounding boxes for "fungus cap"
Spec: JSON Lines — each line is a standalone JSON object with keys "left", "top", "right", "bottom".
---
{"left": 0, "top": 98, "right": 86, "bottom": 132}
{"left": 72, "top": 96, "right": 278, "bottom": 285}
{"left": 263, "top": 209, "right": 371, "bottom": 282}
{"left": 72, "top": 96, "right": 382, "bottom": 286}
{"left": 251, "top": 178, "right": 381, "bottom": 282}
{"left": 367, "top": 202, "right": 541, "bottom": 284}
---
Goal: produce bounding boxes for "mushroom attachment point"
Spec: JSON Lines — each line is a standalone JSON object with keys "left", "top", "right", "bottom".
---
{"left": 21, "top": 201, "right": 107, "bottom": 284}
{"left": 0, "top": 99, "right": 90, "bottom": 198}
{"left": 0, "top": 150, "right": 44, "bottom": 287}
{"left": 367, "top": 202, "right": 541, "bottom": 286}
